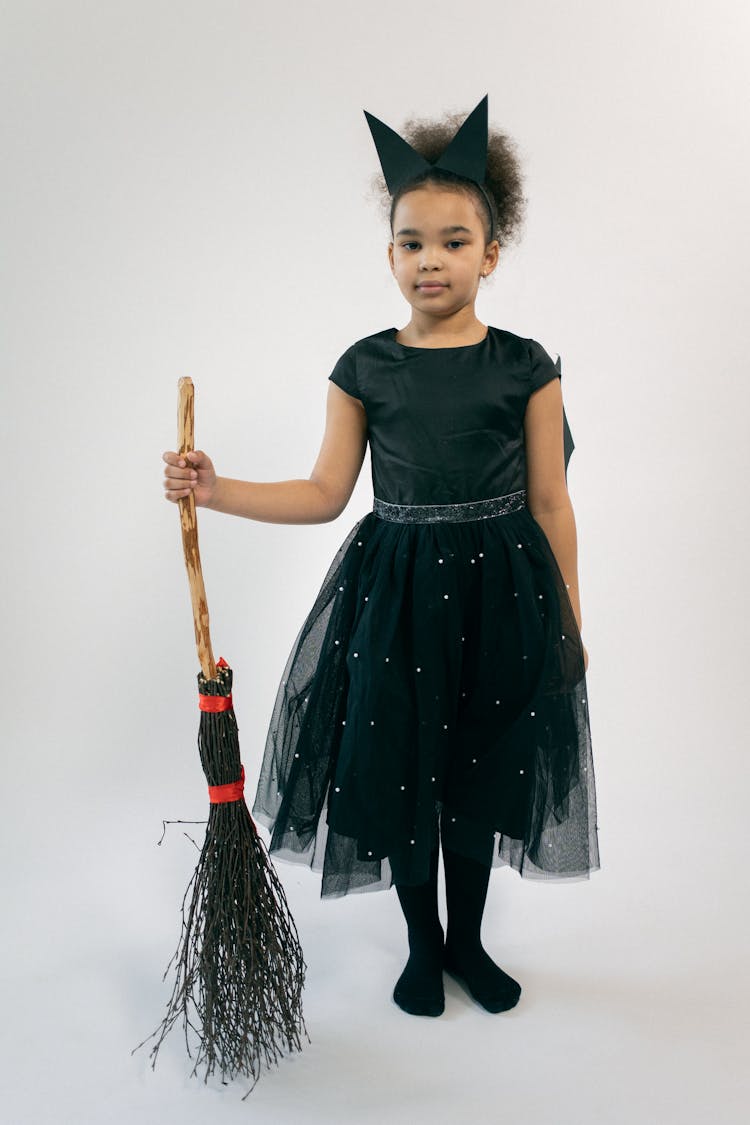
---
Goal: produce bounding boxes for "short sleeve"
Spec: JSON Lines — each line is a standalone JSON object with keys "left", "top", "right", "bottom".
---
{"left": 527, "top": 337, "right": 562, "bottom": 395}
{"left": 328, "top": 346, "right": 360, "bottom": 399}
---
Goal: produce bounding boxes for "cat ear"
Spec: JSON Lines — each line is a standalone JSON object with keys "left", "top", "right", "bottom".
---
{"left": 363, "top": 110, "right": 430, "bottom": 194}
{"left": 432, "top": 94, "right": 488, "bottom": 185}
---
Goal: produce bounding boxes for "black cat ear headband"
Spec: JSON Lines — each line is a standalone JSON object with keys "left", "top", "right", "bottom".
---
{"left": 363, "top": 94, "right": 495, "bottom": 228}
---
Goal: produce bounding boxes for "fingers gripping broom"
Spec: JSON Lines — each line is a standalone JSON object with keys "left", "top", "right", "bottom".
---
{"left": 135, "top": 378, "right": 308, "bottom": 1095}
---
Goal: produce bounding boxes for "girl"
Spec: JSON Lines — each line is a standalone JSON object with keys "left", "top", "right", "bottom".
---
{"left": 162, "top": 96, "right": 600, "bottom": 1021}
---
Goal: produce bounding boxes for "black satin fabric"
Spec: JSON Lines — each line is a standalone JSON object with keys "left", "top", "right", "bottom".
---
{"left": 326, "top": 326, "right": 561, "bottom": 505}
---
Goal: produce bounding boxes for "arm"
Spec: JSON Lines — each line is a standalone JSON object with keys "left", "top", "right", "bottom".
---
{"left": 523, "top": 377, "right": 584, "bottom": 635}
{"left": 164, "top": 383, "right": 368, "bottom": 525}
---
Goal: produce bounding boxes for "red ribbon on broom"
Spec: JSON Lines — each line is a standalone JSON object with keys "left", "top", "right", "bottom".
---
{"left": 134, "top": 377, "right": 307, "bottom": 1096}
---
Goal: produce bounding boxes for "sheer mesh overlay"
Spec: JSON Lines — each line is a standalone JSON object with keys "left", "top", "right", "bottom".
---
{"left": 252, "top": 503, "right": 600, "bottom": 898}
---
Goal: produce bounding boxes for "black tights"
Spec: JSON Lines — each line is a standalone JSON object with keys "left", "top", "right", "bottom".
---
{"left": 393, "top": 844, "right": 521, "bottom": 1016}
{"left": 393, "top": 845, "right": 445, "bottom": 1016}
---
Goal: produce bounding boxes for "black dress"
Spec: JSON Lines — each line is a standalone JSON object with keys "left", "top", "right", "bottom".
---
{"left": 252, "top": 326, "right": 600, "bottom": 897}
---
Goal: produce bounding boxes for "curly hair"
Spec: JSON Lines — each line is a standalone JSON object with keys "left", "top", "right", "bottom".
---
{"left": 370, "top": 107, "right": 527, "bottom": 248}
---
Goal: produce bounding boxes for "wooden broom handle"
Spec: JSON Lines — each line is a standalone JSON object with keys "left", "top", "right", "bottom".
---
{"left": 177, "top": 377, "right": 217, "bottom": 681}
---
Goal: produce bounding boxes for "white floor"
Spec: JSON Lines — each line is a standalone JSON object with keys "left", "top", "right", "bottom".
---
{"left": 3, "top": 803, "right": 746, "bottom": 1125}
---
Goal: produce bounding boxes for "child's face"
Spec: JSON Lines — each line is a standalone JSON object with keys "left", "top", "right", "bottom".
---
{"left": 388, "top": 184, "right": 499, "bottom": 318}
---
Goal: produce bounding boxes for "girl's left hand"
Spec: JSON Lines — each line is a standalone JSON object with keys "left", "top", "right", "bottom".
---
{"left": 582, "top": 643, "right": 589, "bottom": 672}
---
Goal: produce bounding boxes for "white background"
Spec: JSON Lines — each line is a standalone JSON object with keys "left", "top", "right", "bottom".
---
{"left": 2, "top": 1, "right": 748, "bottom": 1122}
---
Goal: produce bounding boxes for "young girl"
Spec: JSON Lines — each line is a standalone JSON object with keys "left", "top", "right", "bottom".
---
{"left": 162, "top": 96, "right": 600, "bottom": 1021}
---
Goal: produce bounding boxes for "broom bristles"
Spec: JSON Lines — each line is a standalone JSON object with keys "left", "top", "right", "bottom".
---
{"left": 134, "top": 801, "right": 308, "bottom": 1093}
{"left": 134, "top": 661, "right": 308, "bottom": 1095}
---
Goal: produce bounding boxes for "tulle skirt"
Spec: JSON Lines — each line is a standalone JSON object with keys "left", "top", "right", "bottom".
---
{"left": 252, "top": 491, "right": 600, "bottom": 897}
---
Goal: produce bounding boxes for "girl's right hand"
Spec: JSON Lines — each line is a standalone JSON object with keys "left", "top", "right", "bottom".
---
{"left": 162, "top": 449, "right": 218, "bottom": 508}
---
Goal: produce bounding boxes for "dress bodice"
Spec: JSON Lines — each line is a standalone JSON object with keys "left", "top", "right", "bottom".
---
{"left": 328, "top": 325, "right": 563, "bottom": 506}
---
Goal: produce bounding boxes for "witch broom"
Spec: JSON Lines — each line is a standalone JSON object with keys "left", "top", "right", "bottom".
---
{"left": 134, "top": 377, "right": 307, "bottom": 1095}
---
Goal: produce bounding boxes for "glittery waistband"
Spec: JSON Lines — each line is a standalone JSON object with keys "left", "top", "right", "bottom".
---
{"left": 372, "top": 490, "right": 527, "bottom": 524}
